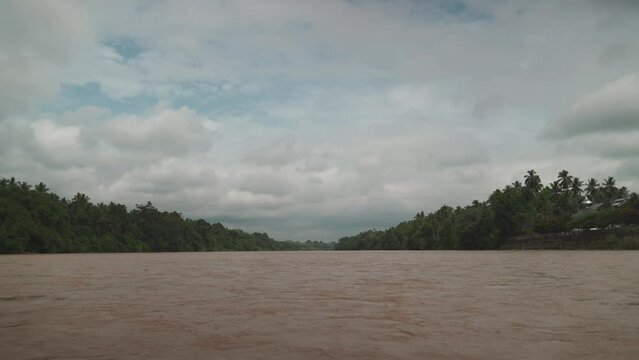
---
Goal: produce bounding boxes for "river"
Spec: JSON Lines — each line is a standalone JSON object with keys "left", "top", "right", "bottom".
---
{"left": 1, "top": 251, "right": 638, "bottom": 359}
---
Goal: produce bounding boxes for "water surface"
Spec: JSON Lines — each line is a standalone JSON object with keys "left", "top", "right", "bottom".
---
{"left": 1, "top": 251, "right": 638, "bottom": 359}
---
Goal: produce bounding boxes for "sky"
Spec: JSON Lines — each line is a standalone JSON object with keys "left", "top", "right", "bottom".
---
{"left": 1, "top": 0, "right": 638, "bottom": 241}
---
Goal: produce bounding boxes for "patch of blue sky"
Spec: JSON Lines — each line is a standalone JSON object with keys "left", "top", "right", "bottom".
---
{"left": 344, "top": 0, "right": 492, "bottom": 22}
{"left": 171, "top": 80, "right": 313, "bottom": 128}
{"left": 172, "top": 76, "right": 396, "bottom": 124}
{"left": 407, "top": 0, "right": 493, "bottom": 23}
{"left": 171, "top": 85, "right": 269, "bottom": 117}
{"left": 39, "top": 79, "right": 301, "bottom": 121}
{"left": 42, "top": 75, "right": 396, "bottom": 128}
{"left": 40, "top": 82, "right": 156, "bottom": 115}
{"left": 102, "top": 35, "right": 145, "bottom": 61}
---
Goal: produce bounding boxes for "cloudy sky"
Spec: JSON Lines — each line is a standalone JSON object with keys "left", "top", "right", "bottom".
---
{"left": 1, "top": 0, "right": 638, "bottom": 241}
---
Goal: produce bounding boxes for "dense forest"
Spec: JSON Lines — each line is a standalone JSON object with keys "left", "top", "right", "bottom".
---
{"left": 0, "top": 177, "right": 332, "bottom": 254}
{"left": 335, "top": 170, "right": 639, "bottom": 250}
{"left": 2, "top": 171, "right": 638, "bottom": 254}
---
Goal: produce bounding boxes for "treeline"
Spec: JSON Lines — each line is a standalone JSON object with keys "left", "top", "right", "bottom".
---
{"left": 0, "top": 177, "right": 329, "bottom": 254}
{"left": 335, "top": 170, "right": 639, "bottom": 250}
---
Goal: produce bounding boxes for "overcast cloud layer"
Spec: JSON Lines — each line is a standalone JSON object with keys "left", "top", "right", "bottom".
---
{"left": 1, "top": 0, "right": 638, "bottom": 241}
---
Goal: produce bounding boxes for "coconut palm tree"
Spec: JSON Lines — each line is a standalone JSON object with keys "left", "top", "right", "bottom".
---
{"left": 550, "top": 181, "right": 561, "bottom": 195}
{"left": 524, "top": 169, "right": 542, "bottom": 193}
{"left": 557, "top": 170, "right": 572, "bottom": 191}
{"left": 618, "top": 186, "right": 629, "bottom": 199}
{"left": 602, "top": 176, "right": 617, "bottom": 203}
{"left": 603, "top": 176, "right": 616, "bottom": 190}
{"left": 571, "top": 177, "right": 583, "bottom": 196}
{"left": 586, "top": 178, "right": 598, "bottom": 201}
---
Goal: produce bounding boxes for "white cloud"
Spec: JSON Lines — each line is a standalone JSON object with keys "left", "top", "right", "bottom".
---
{"left": 104, "top": 105, "right": 219, "bottom": 155}
{"left": 1, "top": 0, "right": 639, "bottom": 241}
{"left": 0, "top": 0, "right": 93, "bottom": 117}
{"left": 31, "top": 119, "right": 81, "bottom": 153}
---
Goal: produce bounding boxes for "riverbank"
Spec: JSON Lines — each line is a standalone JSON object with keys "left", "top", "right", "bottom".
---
{"left": 502, "top": 226, "right": 639, "bottom": 250}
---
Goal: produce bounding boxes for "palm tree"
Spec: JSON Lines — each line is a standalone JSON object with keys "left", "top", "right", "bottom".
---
{"left": 586, "top": 178, "right": 598, "bottom": 201}
{"left": 524, "top": 169, "right": 542, "bottom": 193}
{"left": 603, "top": 177, "right": 617, "bottom": 203}
{"left": 557, "top": 170, "right": 572, "bottom": 191}
{"left": 571, "top": 177, "right": 583, "bottom": 196}
{"left": 550, "top": 181, "right": 561, "bottom": 195}
{"left": 618, "top": 186, "right": 629, "bottom": 199}
{"left": 603, "top": 176, "right": 616, "bottom": 190}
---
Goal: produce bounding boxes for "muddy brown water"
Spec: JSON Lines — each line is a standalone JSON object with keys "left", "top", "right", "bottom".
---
{"left": 1, "top": 251, "right": 638, "bottom": 359}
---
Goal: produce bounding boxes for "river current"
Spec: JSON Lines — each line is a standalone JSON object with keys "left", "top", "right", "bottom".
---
{"left": 1, "top": 251, "right": 638, "bottom": 359}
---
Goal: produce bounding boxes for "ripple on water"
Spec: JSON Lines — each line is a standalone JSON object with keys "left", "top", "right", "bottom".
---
{"left": 0, "top": 295, "right": 47, "bottom": 301}
{"left": 0, "top": 251, "right": 638, "bottom": 360}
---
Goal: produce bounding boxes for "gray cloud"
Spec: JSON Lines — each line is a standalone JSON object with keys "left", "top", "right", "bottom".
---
{"left": 543, "top": 73, "right": 639, "bottom": 139}
{"left": 590, "top": 0, "right": 639, "bottom": 11}
{"left": 242, "top": 137, "right": 310, "bottom": 168}
{"left": 617, "top": 158, "right": 639, "bottom": 183}
{"left": 0, "top": 1, "right": 93, "bottom": 117}
{"left": 237, "top": 173, "right": 296, "bottom": 197}
{"left": 1, "top": 0, "right": 639, "bottom": 241}
{"left": 599, "top": 43, "right": 630, "bottom": 65}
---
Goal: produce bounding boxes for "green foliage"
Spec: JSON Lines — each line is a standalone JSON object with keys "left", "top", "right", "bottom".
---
{"left": 570, "top": 208, "right": 639, "bottom": 230}
{"left": 336, "top": 170, "right": 637, "bottom": 250}
{"left": 0, "top": 178, "right": 320, "bottom": 253}
{"left": 2, "top": 172, "right": 634, "bottom": 253}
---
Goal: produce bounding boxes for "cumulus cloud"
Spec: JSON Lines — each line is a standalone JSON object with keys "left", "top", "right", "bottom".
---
{"left": 30, "top": 119, "right": 82, "bottom": 165}
{"left": 31, "top": 119, "right": 81, "bottom": 152}
{"left": 1, "top": 104, "right": 223, "bottom": 200}
{"left": 109, "top": 157, "right": 219, "bottom": 197}
{"left": 1, "top": 0, "right": 639, "bottom": 240}
{"left": 104, "top": 105, "right": 219, "bottom": 155}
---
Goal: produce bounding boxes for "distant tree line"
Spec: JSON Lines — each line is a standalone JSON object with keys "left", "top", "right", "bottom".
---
{"left": 335, "top": 170, "right": 639, "bottom": 250}
{"left": 0, "top": 177, "right": 332, "bottom": 254}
